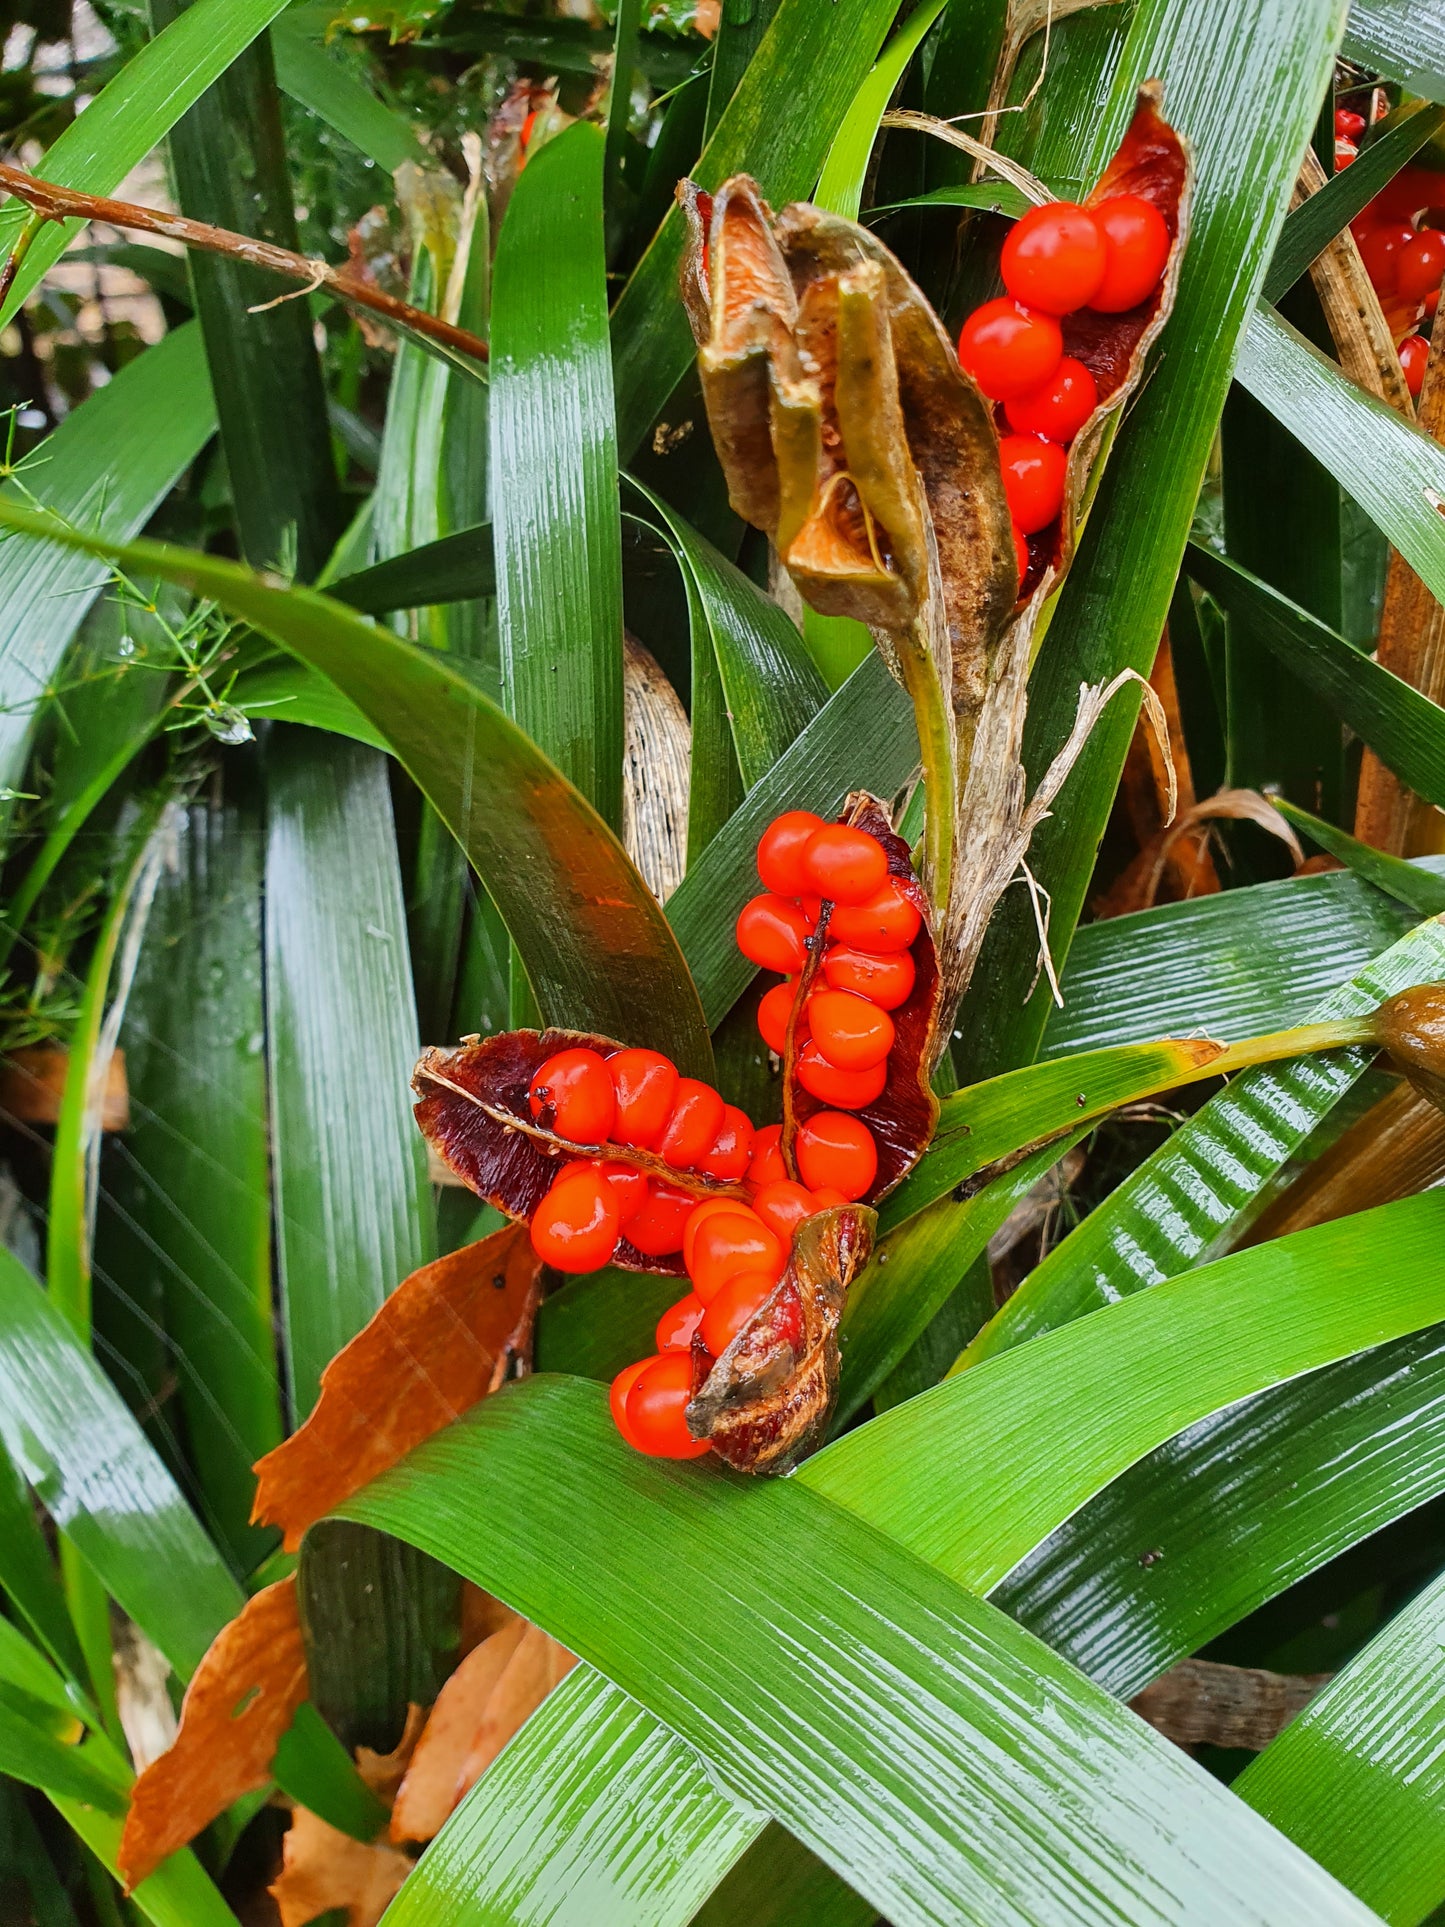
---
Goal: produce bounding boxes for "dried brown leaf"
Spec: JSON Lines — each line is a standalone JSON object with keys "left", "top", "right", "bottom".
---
{"left": 252, "top": 1227, "right": 541, "bottom": 1550}
{"left": 454, "top": 1622, "right": 576, "bottom": 1793}
{"left": 118, "top": 1581, "right": 307, "bottom": 1891}
{"left": 270, "top": 1808, "right": 412, "bottom": 1927}
{"left": 390, "top": 1619, "right": 528, "bottom": 1843}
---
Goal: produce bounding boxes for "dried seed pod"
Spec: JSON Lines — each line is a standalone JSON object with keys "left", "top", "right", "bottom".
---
{"left": 686, "top": 1203, "right": 875, "bottom": 1474}
{"left": 413, "top": 1030, "right": 748, "bottom": 1275}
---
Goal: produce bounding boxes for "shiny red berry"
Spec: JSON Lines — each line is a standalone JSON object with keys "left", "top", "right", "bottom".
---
{"left": 1401, "top": 332, "right": 1429, "bottom": 396}
{"left": 608, "top": 1049, "right": 678, "bottom": 1149}
{"left": 656, "top": 1291, "right": 706, "bottom": 1352}
{"left": 807, "top": 988, "right": 895, "bottom": 1072}
{"left": 1013, "top": 525, "right": 1030, "bottom": 587}
{"left": 688, "top": 1207, "right": 784, "bottom": 1304}
{"left": 1335, "top": 107, "right": 1366, "bottom": 140}
{"left": 528, "top": 1048, "right": 615, "bottom": 1143}
{"left": 657, "top": 1078, "right": 726, "bottom": 1170}
{"left": 1335, "top": 138, "right": 1357, "bottom": 169}
{"left": 957, "top": 298, "right": 1063, "bottom": 401}
{"left": 683, "top": 1196, "right": 751, "bottom": 1273}
{"left": 801, "top": 824, "right": 889, "bottom": 905}
{"left": 1357, "top": 221, "right": 1415, "bottom": 295}
{"left": 736, "top": 893, "right": 813, "bottom": 974}
{"left": 1397, "top": 229, "right": 1445, "bottom": 302}
{"left": 1004, "top": 356, "right": 1098, "bottom": 443}
{"left": 822, "top": 943, "right": 915, "bottom": 1010}
{"left": 624, "top": 1353, "right": 711, "bottom": 1458}
{"left": 999, "top": 434, "right": 1068, "bottom": 535}
{"left": 827, "top": 878, "right": 922, "bottom": 954}
{"left": 567, "top": 1158, "right": 647, "bottom": 1219}
{"left": 698, "top": 1105, "right": 755, "bottom": 1182}
{"left": 795, "top": 1112, "right": 877, "bottom": 1200}
{"left": 700, "top": 1271, "right": 777, "bottom": 1357}
{"left": 1090, "top": 195, "right": 1170, "bottom": 312}
{"left": 621, "top": 1180, "right": 696, "bottom": 1257}
{"left": 750, "top": 1179, "right": 819, "bottom": 1243}
{"left": 795, "top": 1041, "right": 887, "bottom": 1110}
{"left": 747, "top": 1123, "right": 787, "bottom": 1188}
{"left": 609, "top": 1358, "right": 650, "bottom": 1450}
{"left": 757, "top": 810, "right": 825, "bottom": 896}
{"left": 1000, "top": 201, "right": 1106, "bottom": 315}
{"left": 757, "top": 979, "right": 808, "bottom": 1055}
{"left": 529, "top": 1165, "right": 621, "bottom": 1272}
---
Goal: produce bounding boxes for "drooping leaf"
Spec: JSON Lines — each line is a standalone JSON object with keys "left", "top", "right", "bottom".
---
{"left": 0, "top": 500, "right": 715, "bottom": 1073}
{"left": 1272, "top": 797, "right": 1445, "bottom": 917}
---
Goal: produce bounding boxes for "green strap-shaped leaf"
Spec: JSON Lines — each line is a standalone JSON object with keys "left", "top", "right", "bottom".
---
{"left": 265, "top": 734, "right": 432, "bottom": 1418}
{"left": 0, "top": 501, "right": 714, "bottom": 1072}
{"left": 810, "top": 1192, "right": 1445, "bottom": 1593}
{"left": 271, "top": 15, "right": 427, "bottom": 170}
{"left": 1236, "top": 306, "right": 1445, "bottom": 607}
{"left": 493, "top": 122, "right": 624, "bottom": 832}
{"left": 610, "top": 0, "right": 904, "bottom": 456}
{"left": 815, "top": 0, "right": 950, "bottom": 218}
{"left": 0, "top": 1442, "right": 86, "bottom": 1683}
{"left": 0, "top": 324, "right": 215, "bottom": 796}
{"left": 1273, "top": 797, "right": 1445, "bottom": 917}
{"left": 952, "top": 0, "right": 1345, "bottom": 1083}
{"left": 0, "top": 1700, "right": 126, "bottom": 1815}
{"left": 998, "top": 1323, "right": 1445, "bottom": 1696}
{"left": 963, "top": 915, "right": 1445, "bottom": 1363}
{"left": 0, "top": 1245, "right": 241, "bottom": 1677}
{"left": 629, "top": 481, "right": 828, "bottom": 785}
{"left": 1264, "top": 103, "right": 1445, "bottom": 303}
{"left": 1189, "top": 544, "right": 1445, "bottom": 808}
{"left": 1234, "top": 1565, "right": 1445, "bottom": 1922}
{"left": 0, "top": 0, "right": 296, "bottom": 328}
{"left": 112, "top": 796, "right": 281, "bottom": 1568}
{"left": 327, "top": 524, "right": 495, "bottom": 616}
{"left": 1043, "top": 861, "right": 1439, "bottom": 1056}
{"left": 667, "top": 649, "right": 917, "bottom": 1026}
{"left": 53, "top": 1798, "right": 242, "bottom": 1927}
{"left": 344, "top": 1379, "right": 1375, "bottom": 1927}
{"left": 1343, "top": 0, "right": 1445, "bottom": 100}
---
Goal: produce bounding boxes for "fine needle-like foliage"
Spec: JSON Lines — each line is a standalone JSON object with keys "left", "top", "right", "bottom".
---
{"left": 3, "top": 1, "right": 1445, "bottom": 1923}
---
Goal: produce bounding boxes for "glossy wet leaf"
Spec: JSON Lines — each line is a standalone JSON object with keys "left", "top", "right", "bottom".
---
{"left": 1234, "top": 1564, "right": 1445, "bottom": 1922}
{"left": 272, "top": 14, "right": 426, "bottom": 170}
{"left": 1342, "top": 0, "right": 1445, "bottom": 99}
{"left": 1272, "top": 798, "right": 1445, "bottom": 917}
{"left": 0, "top": 324, "right": 215, "bottom": 795}
{"left": 1189, "top": 543, "right": 1445, "bottom": 808}
{"left": 327, "top": 524, "right": 494, "bottom": 617}
{"left": 962, "top": 915, "right": 1445, "bottom": 1363}
{"left": 0, "top": 0, "right": 297, "bottom": 328}
{"left": 342, "top": 1377, "right": 1373, "bottom": 1927}
{"left": 814, "top": 0, "right": 950, "bottom": 220}
{"left": 0, "top": 501, "right": 714, "bottom": 1072}
{"left": 492, "top": 122, "right": 623, "bottom": 830}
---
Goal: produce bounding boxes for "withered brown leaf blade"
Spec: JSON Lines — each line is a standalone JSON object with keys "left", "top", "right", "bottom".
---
{"left": 412, "top": 1029, "right": 749, "bottom": 1274}
{"left": 270, "top": 1808, "right": 412, "bottom": 1927}
{"left": 118, "top": 1580, "right": 308, "bottom": 1891}
{"left": 688, "top": 1204, "right": 875, "bottom": 1474}
{"left": 252, "top": 1226, "right": 541, "bottom": 1550}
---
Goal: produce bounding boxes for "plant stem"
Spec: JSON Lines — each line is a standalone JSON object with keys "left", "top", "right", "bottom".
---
{"left": 891, "top": 616, "right": 955, "bottom": 912}
{"left": 0, "top": 162, "right": 489, "bottom": 368}
{"left": 1212, "top": 1017, "right": 1381, "bottom": 1074}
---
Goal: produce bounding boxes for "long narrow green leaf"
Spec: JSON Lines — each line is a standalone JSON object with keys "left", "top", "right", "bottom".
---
{"left": 1235, "top": 1565, "right": 1445, "bottom": 1922}
{"left": 962, "top": 915, "right": 1445, "bottom": 1363}
{"left": 346, "top": 1379, "right": 1374, "bottom": 1927}
{"left": 1043, "top": 862, "right": 1440, "bottom": 1056}
{"left": 629, "top": 481, "right": 827, "bottom": 785}
{"left": 954, "top": 0, "right": 1345, "bottom": 1082}
{"left": 265, "top": 732, "right": 431, "bottom": 1419}
{"left": 109, "top": 795, "right": 281, "bottom": 1568}
{"left": 667, "top": 649, "right": 917, "bottom": 1025}
{"left": 1189, "top": 542, "right": 1445, "bottom": 806}
{"left": 610, "top": 0, "right": 903, "bottom": 456}
{"left": 0, "top": 325, "right": 214, "bottom": 795}
{"left": 997, "top": 1324, "right": 1445, "bottom": 1697}
{"left": 0, "top": 1701, "right": 126, "bottom": 1814}
{"left": 271, "top": 16, "right": 426, "bottom": 170}
{"left": 0, "top": 1245, "right": 241, "bottom": 1678}
{"left": 150, "top": 0, "right": 339, "bottom": 579}
{"left": 1273, "top": 797, "right": 1445, "bottom": 916}
{"left": 0, "top": 502, "right": 714, "bottom": 1072}
{"left": 1264, "top": 103, "right": 1445, "bottom": 303}
{"left": 53, "top": 1800, "right": 242, "bottom": 1927}
{"left": 811, "top": 1193, "right": 1445, "bottom": 1595}
{"left": 815, "top": 0, "right": 949, "bottom": 218}
{"left": 1343, "top": 0, "right": 1445, "bottom": 99}
{"left": 493, "top": 122, "right": 623, "bottom": 830}
{"left": 1236, "top": 305, "right": 1445, "bottom": 606}
{"left": 0, "top": 1442, "right": 86, "bottom": 1682}
{"left": 0, "top": 0, "right": 296, "bottom": 327}
{"left": 328, "top": 525, "right": 494, "bottom": 616}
